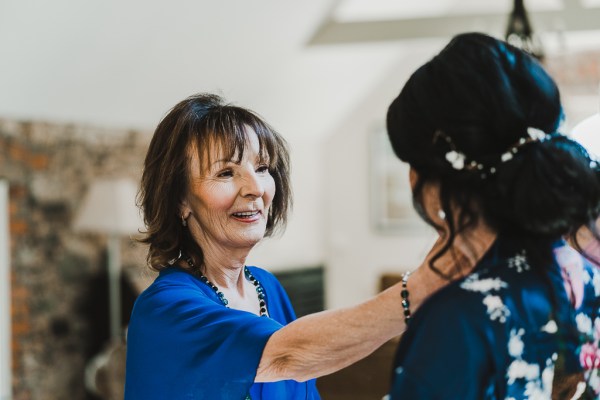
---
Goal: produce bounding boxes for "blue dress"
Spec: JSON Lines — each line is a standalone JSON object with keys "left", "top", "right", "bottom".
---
{"left": 125, "top": 266, "right": 321, "bottom": 400}
{"left": 389, "top": 236, "right": 600, "bottom": 399}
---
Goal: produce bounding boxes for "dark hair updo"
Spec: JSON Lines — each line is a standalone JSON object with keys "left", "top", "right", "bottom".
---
{"left": 386, "top": 32, "right": 600, "bottom": 273}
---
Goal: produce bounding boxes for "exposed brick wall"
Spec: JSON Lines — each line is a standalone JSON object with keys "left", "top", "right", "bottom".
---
{"left": 0, "top": 119, "right": 150, "bottom": 399}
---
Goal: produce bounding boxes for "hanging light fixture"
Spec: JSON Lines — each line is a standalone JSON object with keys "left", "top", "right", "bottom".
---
{"left": 505, "top": 0, "right": 545, "bottom": 60}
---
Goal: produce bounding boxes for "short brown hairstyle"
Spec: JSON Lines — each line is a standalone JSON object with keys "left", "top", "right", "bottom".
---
{"left": 138, "top": 93, "right": 292, "bottom": 271}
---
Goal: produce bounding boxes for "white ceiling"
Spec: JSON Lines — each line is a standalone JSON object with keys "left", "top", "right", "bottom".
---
{"left": 1, "top": 0, "right": 599, "bottom": 142}
{"left": 0, "top": 0, "right": 409, "bottom": 141}
{"left": 334, "top": 0, "right": 564, "bottom": 22}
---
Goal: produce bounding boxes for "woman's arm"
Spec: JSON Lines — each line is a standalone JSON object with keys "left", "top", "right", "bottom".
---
{"left": 255, "top": 235, "right": 490, "bottom": 382}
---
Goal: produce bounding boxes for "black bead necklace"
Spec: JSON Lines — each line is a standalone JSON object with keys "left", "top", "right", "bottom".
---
{"left": 184, "top": 255, "right": 268, "bottom": 317}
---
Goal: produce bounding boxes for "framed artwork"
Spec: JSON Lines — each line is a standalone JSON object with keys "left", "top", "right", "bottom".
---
{"left": 369, "top": 128, "right": 428, "bottom": 234}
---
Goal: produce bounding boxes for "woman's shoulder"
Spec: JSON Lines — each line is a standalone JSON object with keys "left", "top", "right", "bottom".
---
{"left": 135, "top": 267, "right": 208, "bottom": 306}
{"left": 415, "top": 273, "right": 492, "bottom": 321}
{"left": 413, "top": 264, "right": 520, "bottom": 331}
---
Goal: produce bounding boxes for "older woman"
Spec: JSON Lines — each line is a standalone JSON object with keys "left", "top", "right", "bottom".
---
{"left": 385, "top": 33, "right": 600, "bottom": 399}
{"left": 124, "top": 93, "right": 476, "bottom": 399}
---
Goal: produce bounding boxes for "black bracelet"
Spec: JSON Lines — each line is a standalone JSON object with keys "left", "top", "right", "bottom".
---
{"left": 401, "top": 271, "right": 412, "bottom": 323}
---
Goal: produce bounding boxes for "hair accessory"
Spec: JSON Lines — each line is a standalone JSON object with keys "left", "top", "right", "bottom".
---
{"left": 181, "top": 215, "right": 187, "bottom": 227}
{"left": 445, "top": 150, "right": 465, "bottom": 170}
{"left": 434, "top": 128, "right": 549, "bottom": 178}
{"left": 400, "top": 271, "right": 412, "bottom": 324}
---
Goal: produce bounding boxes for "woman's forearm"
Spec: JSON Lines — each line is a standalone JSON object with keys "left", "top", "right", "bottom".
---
{"left": 255, "top": 265, "right": 447, "bottom": 382}
{"left": 255, "top": 233, "right": 495, "bottom": 383}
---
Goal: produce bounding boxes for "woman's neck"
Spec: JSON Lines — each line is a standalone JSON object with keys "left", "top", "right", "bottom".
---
{"left": 451, "top": 221, "right": 497, "bottom": 275}
{"left": 197, "top": 247, "right": 261, "bottom": 314}
{"left": 201, "top": 253, "right": 247, "bottom": 290}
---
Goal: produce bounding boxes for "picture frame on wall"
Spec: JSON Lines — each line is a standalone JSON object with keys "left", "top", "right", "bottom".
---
{"left": 369, "top": 128, "right": 428, "bottom": 234}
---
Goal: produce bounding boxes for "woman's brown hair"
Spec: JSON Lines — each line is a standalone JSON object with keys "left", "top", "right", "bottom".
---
{"left": 137, "top": 93, "right": 292, "bottom": 271}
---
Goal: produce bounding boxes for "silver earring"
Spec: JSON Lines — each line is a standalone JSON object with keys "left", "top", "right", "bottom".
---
{"left": 168, "top": 249, "right": 182, "bottom": 265}
{"left": 437, "top": 210, "right": 446, "bottom": 220}
{"left": 181, "top": 215, "right": 187, "bottom": 227}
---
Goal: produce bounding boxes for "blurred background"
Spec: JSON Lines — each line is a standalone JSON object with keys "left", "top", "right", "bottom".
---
{"left": 1, "top": 0, "right": 600, "bottom": 399}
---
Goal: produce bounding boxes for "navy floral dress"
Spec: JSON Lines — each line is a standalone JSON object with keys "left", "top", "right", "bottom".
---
{"left": 388, "top": 236, "right": 600, "bottom": 399}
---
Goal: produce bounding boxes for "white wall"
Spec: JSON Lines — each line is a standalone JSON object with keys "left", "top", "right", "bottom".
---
{"left": 0, "top": 180, "right": 11, "bottom": 400}
{"left": 247, "top": 138, "right": 326, "bottom": 271}
{"left": 249, "top": 44, "right": 444, "bottom": 309}
{"left": 323, "top": 47, "right": 440, "bottom": 309}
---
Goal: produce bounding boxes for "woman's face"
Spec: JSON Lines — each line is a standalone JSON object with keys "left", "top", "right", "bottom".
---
{"left": 181, "top": 128, "right": 275, "bottom": 253}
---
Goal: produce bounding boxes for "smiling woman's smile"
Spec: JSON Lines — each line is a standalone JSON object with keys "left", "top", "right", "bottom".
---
{"left": 232, "top": 210, "right": 262, "bottom": 222}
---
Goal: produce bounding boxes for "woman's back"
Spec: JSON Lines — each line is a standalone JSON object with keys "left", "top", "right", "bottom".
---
{"left": 390, "top": 235, "right": 600, "bottom": 399}
{"left": 385, "top": 32, "right": 600, "bottom": 399}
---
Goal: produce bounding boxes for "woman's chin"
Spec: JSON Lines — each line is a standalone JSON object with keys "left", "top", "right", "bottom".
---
{"left": 234, "top": 230, "right": 267, "bottom": 249}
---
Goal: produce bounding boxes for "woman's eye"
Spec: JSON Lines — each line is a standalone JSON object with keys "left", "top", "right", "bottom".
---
{"left": 256, "top": 165, "right": 270, "bottom": 173}
{"left": 217, "top": 169, "right": 233, "bottom": 178}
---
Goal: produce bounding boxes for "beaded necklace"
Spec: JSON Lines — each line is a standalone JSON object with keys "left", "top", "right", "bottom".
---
{"left": 183, "top": 256, "right": 268, "bottom": 317}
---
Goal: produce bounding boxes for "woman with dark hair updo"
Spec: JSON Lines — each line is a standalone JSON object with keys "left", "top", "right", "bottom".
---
{"left": 124, "top": 93, "right": 474, "bottom": 399}
{"left": 385, "top": 32, "right": 600, "bottom": 399}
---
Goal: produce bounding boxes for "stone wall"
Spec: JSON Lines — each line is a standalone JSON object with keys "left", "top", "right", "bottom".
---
{"left": 0, "top": 119, "right": 150, "bottom": 399}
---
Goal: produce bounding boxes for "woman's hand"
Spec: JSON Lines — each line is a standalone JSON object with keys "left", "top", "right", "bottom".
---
{"left": 409, "top": 230, "right": 496, "bottom": 312}
{"left": 256, "top": 232, "right": 496, "bottom": 383}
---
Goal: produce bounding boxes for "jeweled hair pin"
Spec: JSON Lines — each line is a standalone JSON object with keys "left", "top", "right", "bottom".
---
{"left": 434, "top": 127, "right": 549, "bottom": 178}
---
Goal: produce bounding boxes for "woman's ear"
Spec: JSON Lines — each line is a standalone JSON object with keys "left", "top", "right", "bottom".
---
{"left": 179, "top": 198, "right": 191, "bottom": 220}
{"left": 179, "top": 200, "right": 191, "bottom": 227}
{"left": 409, "top": 167, "right": 418, "bottom": 190}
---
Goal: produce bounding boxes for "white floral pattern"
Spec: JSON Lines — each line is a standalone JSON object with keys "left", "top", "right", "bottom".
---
{"left": 506, "top": 359, "right": 540, "bottom": 385}
{"left": 507, "top": 250, "right": 530, "bottom": 273}
{"left": 540, "top": 319, "right": 558, "bottom": 334}
{"left": 461, "top": 250, "right": 564, "bottom": 396}
{"left": 461, "top": 266, "right": 510, "bottom": 325}
{"left": 576, "top": 313, "right": 593, "bottom": 336}
{"left": 593, "top": 272, "right": 600, "bottom": 297}
{"left": 508, "top": 329, "right": 525, "bottom": 357}
{"left": 522, "top": 357, "right": 555, "bottom": 400}
{"left": 506, "top": 326, "right": 556, "bottom": 397}
{"left": 460, "top": 274, "right": 508, "bottom": 293}
{"left": 483, "top": 295, "right": 510, "bottom": 323}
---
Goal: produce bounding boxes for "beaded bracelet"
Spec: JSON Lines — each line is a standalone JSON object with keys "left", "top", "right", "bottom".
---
{"left": 400, "top": 271, "right": 412, "bottom": 323}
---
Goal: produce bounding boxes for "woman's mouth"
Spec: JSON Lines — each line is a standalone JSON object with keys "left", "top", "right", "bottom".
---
{"left": 231, "top": 210, "right": 261, "bottom": 222}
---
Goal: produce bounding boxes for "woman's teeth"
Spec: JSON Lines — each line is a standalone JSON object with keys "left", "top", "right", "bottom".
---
{"left": 233, "top": 211, "right": 259, "bottom": 218}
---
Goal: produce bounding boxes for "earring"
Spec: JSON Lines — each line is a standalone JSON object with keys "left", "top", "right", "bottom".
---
{"left": 181, "top": 215, "right": 187, "bottom": 227}
{"left": 437, "top": 210, "right": 446, "bottom": 220}
{"left": 168, "top": 249, "right": 183, "bottom": 265}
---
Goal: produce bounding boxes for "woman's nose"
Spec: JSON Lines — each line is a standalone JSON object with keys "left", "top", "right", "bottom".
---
{"left": 240, "top": 170, "right": 264, "bottom": 198}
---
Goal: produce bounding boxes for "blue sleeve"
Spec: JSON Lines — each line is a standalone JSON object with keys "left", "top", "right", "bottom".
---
{"left": 125, "top": 276, "right": 283, "bottom": 400}
{"left": 389, "top": 288, "right": 493, "bottom": 400}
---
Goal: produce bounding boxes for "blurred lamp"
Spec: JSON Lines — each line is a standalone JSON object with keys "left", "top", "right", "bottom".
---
{"left": 74, "top": 178, "right": 142, "bottom": 340}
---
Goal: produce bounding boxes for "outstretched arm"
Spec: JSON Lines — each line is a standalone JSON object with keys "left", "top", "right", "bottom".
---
{"left": 255, "top": 235, "right": 491, "bottom": 382}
